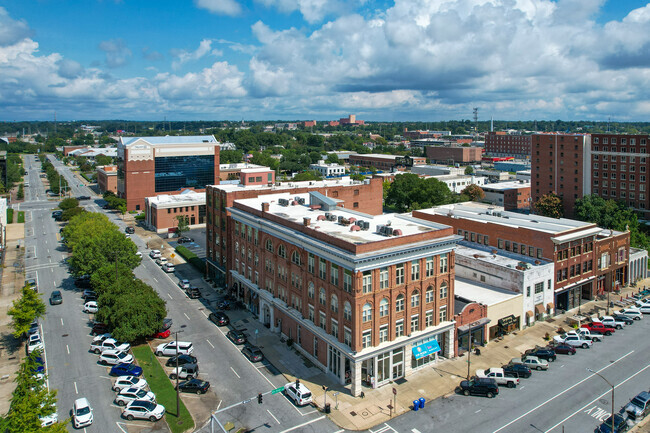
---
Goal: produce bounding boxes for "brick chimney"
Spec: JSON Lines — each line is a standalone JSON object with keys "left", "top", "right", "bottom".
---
{"left": 262, "top": 202, "right": 270, "bottom": 212}
{"left": 303, "top": 217, "right": 311, "bottom": 226}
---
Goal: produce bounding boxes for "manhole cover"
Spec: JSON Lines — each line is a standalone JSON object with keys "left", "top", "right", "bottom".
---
{"left": 599, "top": 398, "right": 609, "bottom": 405}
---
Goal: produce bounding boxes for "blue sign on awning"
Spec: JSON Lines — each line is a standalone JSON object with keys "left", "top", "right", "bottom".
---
{"left": 412, "top": 340, "right": 441, "bottom": 360}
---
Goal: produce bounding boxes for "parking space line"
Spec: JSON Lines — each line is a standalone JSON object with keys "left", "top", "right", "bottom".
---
{"left": 206, "top": 339, "right": 214, "bottom": 349}
{"left": 74, "top": 381, "right": 78, "bottom": 394}
{"left": 230, "top": 367, "right": 240, "bottom": 378}
{"left": 183, "top": 312, "right": 190, "bottom": 320}
{"left": 60, "top": 318, "right": 64, "bottom": 326}
{"left": 200, "top": 310, "right": 208, "bottom": 318}
{"left": 267, "top": 409, "right": 280, "bottom": 424}
{"left": 66, "top": 345, "right": 70, "bottom": 355}
{"left": 279, "top": 416, "right": 326, "bottom": 433}
{"left": 167, "top": 293, "right": 173, "bottom": 300}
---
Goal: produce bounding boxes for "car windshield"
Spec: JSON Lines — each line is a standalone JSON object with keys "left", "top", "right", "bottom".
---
{"left": 76, "top": 407, "right": 91, "bottom": 416}
{"left": 302, "top": 392, "right": 312, "bottom": 399}
{"left": 631, "top": 397, "right": 645, "bottom": 407}
{"left": 136, "top": 389, "right": 147, "bottom": 397}
{"left": 117, "top": 352, "right": 129, "bottom": 359}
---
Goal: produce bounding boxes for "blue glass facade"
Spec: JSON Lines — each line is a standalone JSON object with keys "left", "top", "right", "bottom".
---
{"left": 154, "top": 155, "right": 214, "bottom": 193}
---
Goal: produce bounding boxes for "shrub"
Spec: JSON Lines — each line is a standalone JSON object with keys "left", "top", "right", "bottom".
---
{"left": 134, "top": 213, "right": 146, "bottom": 221}
{"left": 16, "top": 183, "right": 24, "bottom": 200}
{"left": 7, "top": 208, "right": 13, "bottom": 224}
{"left": 59, "top": 197, "right": 80, "bottom": 210}
{"left": 175, "top": 245, "right": 205, "bottom": 275}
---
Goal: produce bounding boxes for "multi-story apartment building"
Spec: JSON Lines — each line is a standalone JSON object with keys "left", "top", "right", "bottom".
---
{"left": 425, "top": 146, "right": 482, "bottom": 165}
{"left": 205, "top": 177, "right": 384, "bottom": 286}
{"left": 348, "top": 154, "right": 426, "bottom": 171}
{"left": 225, "top": 191, "right": 459, "bottom": 395}
{"left": 116, "top": 135, "right": 220, "bottom": 211}
{"left": 412, "top": 203, "right": 629, "bottom": 314}
{"left": 484, "top": 131, "right": 532, "bottom": 157}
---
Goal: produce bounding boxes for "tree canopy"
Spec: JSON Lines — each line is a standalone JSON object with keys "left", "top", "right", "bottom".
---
{"left": 384, "top": 173, "right": 456, "bottom": 212}
{"left": 8, "top": 287, "right": 46, "bottom": 338}
{"left": 460, "top": 184, "right": 485, "bottom": 202}
{"left": 533, "top": 193, "right": 564, "bottom": 218}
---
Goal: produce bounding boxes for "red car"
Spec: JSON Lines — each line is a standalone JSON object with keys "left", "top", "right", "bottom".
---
{"left": 552, "top": 343, "right": 577, "bottom": 355}
{"left": 151, "top": 329, "right": 171, "bottom": 339}
{"left": 581, "top": 322, "right": 616, "bottom": 336}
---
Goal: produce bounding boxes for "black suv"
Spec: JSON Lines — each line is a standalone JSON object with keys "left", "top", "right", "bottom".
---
{"left": 525, "top": 348, "right": 557, "bottom": 362}
{"left": 611, "top": 313, "right": 634, "bottom": 325}
{"left": 166, "top": 354, "right": 198, "bottom": 367}
{"left": 186, "top": 287, "right": 201, "bottom": 299}
{"left": 457, "top": 377, "right": 499, "bottom": 398}
{"left": 125, "top": 226, "right": 135, "bottom": 234}
{"left": 208, "top": 311, "right": 230, "bottom": 326}
{"left": 502, "top": 363, "right": 532, "bottom": 378}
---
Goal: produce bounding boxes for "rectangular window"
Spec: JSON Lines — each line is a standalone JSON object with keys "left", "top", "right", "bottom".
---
{"left": 362, "top": 331, "right": 372, "bottom": 349}
{"left": 410, "top": 315, "right": 419, "bottom": 333}
{"left": 319, "top": 311, "right": 327, "bottom": 331}
{"left": 379, "top": 325, "right": 388, "bottom": 343}
{"left": 535, "top": 282, "right": 544, "bottom": 294}
{"left": 344, "top": 328, "right": 352, "bottom": 347}
{"left": 439, "top": 306, "right": 447, "bottom": 323}
{"left": 308, "top": 253, "right": 315, "bottom": 274}
{"left": 362, "top": 271, "right": 372, "bottom": 294}
{"left": 331, "top": 319, "right": 339, "bottom": 338}
{"left": 319, "top": 258, "right": 327, "bottom": 280}
{"left": 537, "top": 248, "right": 543, "bottom": 259}
{"left": 395, "top": 320, "right": 404, "bottom": 338}
{"left": 308, "top": 305, "right": 314, "bottom": 322}
{"left": 411, "top": 260, "right": 420, "bottom": 281}
{"left": 344, "top": 270, "right": 352, "bottom": 293}
{"left": 395, "top": 264, "right": 405, "bottom": 285}
{"left": 425, "top": 310, "right": 433, "bottom": 327}
{"left": 330, "top": 264, "right": 339, "bottom": 286}
{"left": 425, "top": 257, "right": 434, "bottom": 277}
{"left": 440, "top": 254, "right": 448, "bottom": 273}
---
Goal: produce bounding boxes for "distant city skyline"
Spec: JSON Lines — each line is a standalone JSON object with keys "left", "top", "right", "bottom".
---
{"left": 1, "top": 1, "right": 650, "bottom": 121}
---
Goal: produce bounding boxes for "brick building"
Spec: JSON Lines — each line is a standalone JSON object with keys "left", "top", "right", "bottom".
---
{"left": 484, "top": 132, "right": 531, "bottom": 157}
{"left": 206, "top": 177, "right": 384, "bottom": 286}
{"left": 412, "top": 203, "right": 629, "bottom": 314}
{"left": 481, "top": 180, "right": 532, "bottom": 211}
{"left": 225, "top": 191, "right": 459, "bottom": 395}
{"left": 116, "top": 135, "right": 220, "bottom": 211}
{"left": 348, "top": 154, "right": 426, "bottom": 171}
{"left": 425, "top": 146, "right": 483, "bottom": 164}
{"left": 144, "top": 191, "right": 206, "bottom": 234}
{"left": 453, "top": 300, "right": 489, "bottom": 356}
{"left": 96, "top": 165, "right": 118, "bottom": 194}
{"left": 63, "top": 145, "right": 87, "bottom": 156}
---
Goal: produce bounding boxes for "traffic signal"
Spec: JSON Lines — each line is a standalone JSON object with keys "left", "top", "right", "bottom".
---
{"left": 258, "top": 393, "right": 263, "bottom": 404}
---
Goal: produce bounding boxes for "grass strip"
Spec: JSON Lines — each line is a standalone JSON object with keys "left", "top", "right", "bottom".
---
{"left": 17, "top": 211, "right": 24, "bottom": 223}
{"left": 7, "top": 208, "right": 13, "bottom": 224}
{"left": 132, "top": 344, "right": 194, "bottom": 433}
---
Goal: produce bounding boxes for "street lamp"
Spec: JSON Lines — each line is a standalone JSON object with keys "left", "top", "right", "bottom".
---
{"left": 587, "top": 368, "right": 615, "bottom": 432}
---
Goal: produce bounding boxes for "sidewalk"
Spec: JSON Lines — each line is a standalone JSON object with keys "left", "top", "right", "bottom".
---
{"left": 0, "top": 223, "right": 26, "bottom": 416}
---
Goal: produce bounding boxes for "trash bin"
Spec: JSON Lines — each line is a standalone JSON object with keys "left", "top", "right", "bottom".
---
{"left": 324, "top": 403, "right": 331, "bottom": 414}
{"left": 419, "top": 397, "right": 426, "bottom": 409}
{"left": 413, "top": 400, "right": 420, "bottom": 411}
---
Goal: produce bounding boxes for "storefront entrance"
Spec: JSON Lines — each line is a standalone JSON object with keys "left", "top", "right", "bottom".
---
{"left": 489, "top": 315, "right": 519, "bottom": 339}
{"left": 363, "top": 347, "right": 406, "bottom": 388}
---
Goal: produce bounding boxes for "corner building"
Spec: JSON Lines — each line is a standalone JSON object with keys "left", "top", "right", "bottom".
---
{"left": 227, "top": 192, "right": 459, "bottom": 395}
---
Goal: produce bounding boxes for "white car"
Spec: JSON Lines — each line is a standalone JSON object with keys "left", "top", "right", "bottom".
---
{"left": 179, "top": 279, "right": 191, "bottom": 289}
{"left": 72, "top": 398, "right": 93, "bottom": 428}
{"left": 113, "top": 376, "right": 148, "bottom": 392}
{"left": 162, "top": 263, "right": 175, "bottom": 273}
{"left": 155, "top": 341, "right": 194, "bottom": 357}
{"left": 136, "top": 251, "right": 142, "bottom": 258}
{"left": 619, "top": 308, "right": 643, "bottom": 320}
{"left": 39, "top": 410, "right": 58, "bottom": 427}
{"left": 90, "top": 338, "right": 130, "bottom": 354}
{"left": 99, "top": 350, "right": 134, "bottom": 366}
{"left": 91, "top": 333, "right": 112, "bottom": 344}
{"left": 283, "top": 381, "right": 313, "bottom": 406}
{"left": 83, "top": 301, "right": 98, "bottom": 313}
{"left": 27, "top": 333, "right": 44, "bottom": 354}
{"left": 122, "top": 400, "right": 165, "bottom": 422}
{"left": 155, "top": 257, "right": 167, "bottom": 266}
{"left": 149, "top": 250, "right": 161, "bottom": 259}
{"left": 634, "top": 302, "right": 650, "bottom": 314}
{"left": 556, "top": 334, "right": 593, "bottom": 349}
{"left": 115, "top": 387, "right": 156, "bottom": 406}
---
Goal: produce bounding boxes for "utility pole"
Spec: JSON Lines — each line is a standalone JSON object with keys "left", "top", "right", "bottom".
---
{"left": 587, "top": 368, "right": 614, "bottom": 433}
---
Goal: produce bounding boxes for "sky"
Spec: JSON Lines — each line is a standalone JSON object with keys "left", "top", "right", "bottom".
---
{"left": 1, "top": 0, "right": 650, "bottom": 122}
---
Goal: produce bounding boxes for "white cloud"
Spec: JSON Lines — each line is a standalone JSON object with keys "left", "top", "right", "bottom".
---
{"left": 194, "top": 0, "right": 242, "bottom": 16}
{"left": 0, "top": 7, "right": 32, "bottom": 46}
{"left": 171, "top": 39, "right": 217, "bottom": 70}
{"left": 98, "top": 38, "right": 132, "bottom": 68}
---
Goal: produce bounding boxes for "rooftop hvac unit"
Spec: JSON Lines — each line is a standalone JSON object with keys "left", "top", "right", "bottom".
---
{"left": 278, "top": 198, "right": 289, "bottom": 206}
{"left": 338, "top": 216, "right": 344, "bottom": 223}
{"left": 362, "top": 221, "right": 370, "bottom": 230}
{"left": 385, "top": 227, "right": 394, "bottom": 236}
{"left": 376, "top": 224, "right": 385, "bottom": 234}
{"left": 328, "top": 214, "right": 337, "bottom": 221}
{"left": 325, "top": 212, "right": 331, "bottom": 219}
{"left": 298, "top": 198, "right": 306, "bottom": 205}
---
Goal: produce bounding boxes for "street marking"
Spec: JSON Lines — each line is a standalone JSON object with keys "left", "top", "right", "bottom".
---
{"left": 267, "top": 409, "right": 280, "bottom": 424}
{"left": 475, "top": 409, "right": 482, "bottom": 413}
{"left": 230, "top": 367, "right": 240, "bottom": 378}
{"left": 492, "top": 350, "right": 635, "bottom": 433}
{"left": 66, "top": 345, "right": 70, "bottom": 355}
{"left": 74, "top": 381, "right": 78, "bottom": 394}
{"left": 167, "top": 293, "right": 173, "bottom": 300}
{"left": 183, "top": 312, "right": 190, "bottom": 320}
{"left": 206, "top": 340, "right": 214, "bottom": 349}
{"left": 153, "top": 277, "right": 159, "bottom": 283}
{"left": 280, "top": 416, "right": 326, "bottom": 433}
{"left": 413, "top": 429, "right": 422, "bottom": 433}
{"left": 217, "top": 400, "right": 222, "bottom": 411}
{"left": 520, "top": 385, "right": 525, "bottom": 390}
{"left": 200, "top": 310, "right": 208, "bottom": 318}
{"left": 60, "top": 318, "right": 64, "bottom": 326}
{"left": 544, "top": 364, "right": 650, "bottom": 432}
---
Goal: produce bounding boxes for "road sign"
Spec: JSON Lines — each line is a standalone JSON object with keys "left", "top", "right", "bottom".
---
{"left": 271, "top": 387, "right": 284, "bottom": 395}
{"left": 393, "top": 387, "right": 397, "bottom": 395}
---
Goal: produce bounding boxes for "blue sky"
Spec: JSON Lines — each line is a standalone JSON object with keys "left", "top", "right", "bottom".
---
{"left": 1, "top": 0, "right": 650, "bottom": 121}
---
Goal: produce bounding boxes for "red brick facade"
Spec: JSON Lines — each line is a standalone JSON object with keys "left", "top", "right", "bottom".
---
{"left": 454, "top": 302, "right": 488, "bottom": 355}
{"left": 484, "top": 132, "right": 531, "bottom": 157}
{"left": 426, "top": 146, "right": 483, "bottom": 164}
{"left": 96, "top": 165, "right": 117, "bottom": 194}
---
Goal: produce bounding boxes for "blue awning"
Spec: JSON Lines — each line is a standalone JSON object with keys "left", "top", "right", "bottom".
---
{"left": 412, "top": 340, "right": 441, "bottom": 360}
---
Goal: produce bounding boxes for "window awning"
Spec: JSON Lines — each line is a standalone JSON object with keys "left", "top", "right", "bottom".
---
{"left": 547, "top": 302, "right": 554, "bottom": 310}
{"left": 525, "top": 310, "right": 534, "bottom": 318}
{"left": 457, "top": 317, "right": 491, "bottom": 333}
{"left": 535, "top": 304, "right": 545, "bottom": 315}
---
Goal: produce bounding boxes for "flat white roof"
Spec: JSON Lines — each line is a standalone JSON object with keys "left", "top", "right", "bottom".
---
{"left": 211, "top": 176, "right": 366, "bottom": 193}
{"left": 417, "top": 203, "right": 595, "bottom": 235}
{"left": 455, "top": 243, "right": 551, "bottom": 268}
{"left": 220, "top": 163, "right": 266, "bottom": 170}
{"left": 240, "top": 167, "right": 273, "bottom": 174}
{"left": 121, "top": 135, "right": 217, "bottom": 146}
{"left": 233, "top": 192, "right": 450, "bottom": 244}
{"left": 147, "top": 191, "right": 205, "bottom": 207}
{"left": 454, "top": 277, "right": 522, "bottom": 306}
{"left": 482, "top": 180, "right": 531, "bottom": 191}
{"left": 351, "top": 154, "right": 401, "bottom": 160}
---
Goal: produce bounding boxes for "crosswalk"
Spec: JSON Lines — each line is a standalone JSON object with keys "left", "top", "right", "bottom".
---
{"left": 370, "top": 424, "right": 398, "bottom": 433}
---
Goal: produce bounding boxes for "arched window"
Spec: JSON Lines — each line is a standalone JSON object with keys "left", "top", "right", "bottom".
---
{"left": 291, "top": 251, "right": 301, "bottom": 265}
{"left": 344, "top": 301, "right": 352, "bottom": 320}
{"left": 395, "top": 294, "right": 405, "bottom": 312}
{"left": 426, "top": 286, "right": 434, "bottom": 303}
{"left": 379, "top": 298, "right": 389, "bottom": 317}
{"left": 440, "top": 282, "right": 448, "bottom": 299}
{"left": 278, "top": 244, "right": 286, "bottom": 258}
{"left": 265, "top": 239, "right": 273, "bottom": 252}
{"left": 319, "top": 287, "right": 326, "bottom": 305}
{"left": 411, "top": 289, "right": 420, "bottom": 307}
{"left": 308, "top": 282, "right": 315, "bottom": 299}
{"left": 362, "top": 303, "right": 372, "bottom": 322}
{"left": 331, "top": 294, "right": 338, "bottom": 313}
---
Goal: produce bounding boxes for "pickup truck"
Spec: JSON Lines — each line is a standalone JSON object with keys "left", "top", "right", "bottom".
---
{"left": 475, "top": 367, "right": 520, "bottom": 388}
{"left": 554, "top": 329, "right": 601, "bottom": 343}
{"left": 581, "top": 322, "right": 616, "bottom": 336}
{"left": 595, "top": 316, "right": 626, "bottom": 329}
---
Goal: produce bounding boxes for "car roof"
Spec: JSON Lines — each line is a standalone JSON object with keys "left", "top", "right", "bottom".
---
{"left": 74, "top": 398, "right": 90, "bottom": 407}
{"left": 635, "top": 391, "right": 650, "bottom": 402}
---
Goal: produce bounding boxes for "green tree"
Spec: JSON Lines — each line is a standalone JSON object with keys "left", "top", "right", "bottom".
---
{"left": 384, "top": 173, "right": 455, "bottom": 212}
{"left": 17, "top": 183, "right": 24, "bottom": 200}
{"left": 70, "top": 230, "right": 140, "bottom": 276}
{"left": 292, "top": 171, "right": 322, "bottom": 182}
{"left": 8, "top": 287, "right": 46, "bottom": 337}
{"left": 94, "top": 155, "right": 113, "bottom": 166}
{"left": 326, "top": 153, "right": 340, "bottom": 164}
{"left": 464, "top": 165, "right": 475, "bottom": 175}
{"left": 59, "top": 197, "right": 79, "bottom": 210}
{"left": 175, "top": 215, "right": 189, "bottom": 237}
{"left": 460, "top": 184, "right": 485, "bottom": 201}
{"left": 63, "top": 212, "right": 114, "bottom": 250}
{"left": 533, "top": 193, "right": 564, "bottom": 218}
{"left": 60, "top": 207, "right": 85, "bottom": 221}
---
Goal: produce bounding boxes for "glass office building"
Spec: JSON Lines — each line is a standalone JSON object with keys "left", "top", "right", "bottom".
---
{"left": 155, "top": 155, "right": 215, "bottom": 193}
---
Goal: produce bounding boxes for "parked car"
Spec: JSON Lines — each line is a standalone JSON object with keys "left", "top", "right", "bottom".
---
{"left": 115, "top": 387, "right": 156, "bottom": 406}
{"left": 618, "top": 308, "right": 643, "bottom": 320}
{"left": 39, "top": 407, "right": 58, "bottom": 427}
{"left": 169, "top": 363, "right": 199, "bottom": 380}
{"left": 155, "top": 257, "right": 168, "bottom": 266}
{"left": 125, "top": 226, "right": 135, "bottom": 234}
{"left": 457, "top": 377, "right": 499, "bottom": 398}
{"left": 177, "top": 237, "right": 194, "bottom": 243}
{"left": 177, "top": 378, "right": 210, "bottom": 394}
{"left": 524, "top": 347, "right": 557, "bottom": 362}
{"left": 155, "top": 341, "right": 194, "bottom": 357}
{"left": 502, "top": 363, "right": 532, "bottom": 378}
{"left": 596, "top": 316, "right": 627, "bottom": 329}
{"left": 208, "top": 311, "right": 230, "bottom": 326}
{"left": 72, "top": 398, "right": 93, "bottom": 429}
{"left": 77, "top": 195, "right": 91, "bottom": 200}
{"left": 160, "top": 318, "right": 173, "bottom": 331}
{"left": 581, "top": 322, "right": 616, "bottom": 336}
{"left": 122, "top": 400, "right": 165, "bottom": 422}
{"left": 92, "top": 333, "right": 112, "bottom": 345}
{"left": 151, "top": 329, "right": 171, "bottom": 339}
{"left": 552, "top": 343, "right": 577, "bottom": 355}
{"left": 554, "top": 334, "right": 593, "bottom": 349}
{"left": 149, "top": 250, "right": 161, "bottom": 259}
{"left": 178, "top": 279, "right": 191, "bottom": 290}
{"left": 25, "top": 278, "right": 38, "bottom": 291}
{"left": 91, "top": 322, "right": 109, "bottom": 336}
{"left": 475, "top": 367, "right": 519, "bottom": 388}
{"left": 82, "top": 289, "right": 96, "bottom": 299}
{"left": 611, "top": 313, "right": 634, "bottom": 325}
{"left": 112, "top": 376, "right": 148, "bottom": 392}
{"left": 634, "top": 303, "right": 650, "bottom": 314}
{"left": 284, "top": 381, "right": 313, "bottom": 406}
{"left": 596, "top": 414, "right": 630, "bottom": 433}
{"left": 242, "top": 345, "right": 264, "bottom": 363}
{"left": 99, "top": 350, "right": 133, "bottom": 366}
{"left": 83, "top": 301, "right": 98, "bottom": 313}
{"left": 90, "top": 338, "right": 130, "bottom": 354}
{"left": 186, "top": 286, "right": 200, "bottom": 298}
{"left": 510, "top": 356, "right": 549, "bottom": 371}
{"left": 28, "top": 320, "right": 39, "bottom": 336}
{"left": 27, "top": 333, "right": 44, "bottom": 354}
{"left": 227, "top": 330, "right": 247, "bottom": 345}
{"left": 162, "top": 263, "right": 175, "bottom": 273}
{"left": 75, "top": 277, "right": 92, "bottom": 289}
{"left": 110, "top": 363, "right": 143, "bottom": 377}
{"left": 49, "top": 290, "right": 63, "bottom": 305}
{"left": 625, "top": 391, "right": 650, "bottom": 420}
{"left": 165, "top": 354, "right": 198, "bottom": 367}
